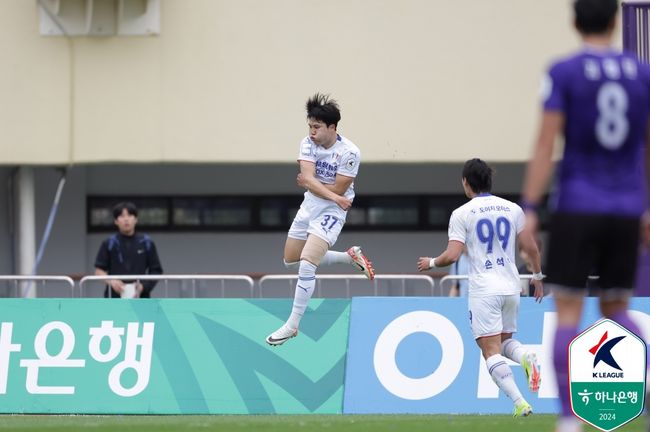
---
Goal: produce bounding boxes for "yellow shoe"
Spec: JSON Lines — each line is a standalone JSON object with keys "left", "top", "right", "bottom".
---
{"left": 513, "top": 401, "right": 532, "bottom": 417}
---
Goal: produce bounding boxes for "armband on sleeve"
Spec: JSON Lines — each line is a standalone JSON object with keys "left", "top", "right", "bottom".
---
{"left": 520, "top": 200, "right": 539, "bottom": 212}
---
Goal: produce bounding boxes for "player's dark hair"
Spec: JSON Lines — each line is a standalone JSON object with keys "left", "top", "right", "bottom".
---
{"left": 112, "top": 201, "right": 138, "bottom": 219}
{"left": 462, "top": 158, "right": 493, "bottom": 194}
{"left": 573, "top": 0, "right": 618, "bottom": 35}
{"left": 306, "top": 93, "right": 341, "bottom": 127}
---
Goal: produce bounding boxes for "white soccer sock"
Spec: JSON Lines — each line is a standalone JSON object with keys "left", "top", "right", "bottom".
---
{"left": 501, "top": 338, "right": 527, "bottom": 364}
{"left": 283, "top": 260, "right": 299, "bottom": 270}
{"left": 319, "top": 250, "right": 352, "bottom": 266}
{"left": 286, "top": 260, "right": 317, "bottom": 330}
{"left": 485, "top": 354, "right": 524, "bottom": 405}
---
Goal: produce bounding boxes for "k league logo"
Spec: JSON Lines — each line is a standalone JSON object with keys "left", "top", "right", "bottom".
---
{"left": 590, "top": 331, "right": 625, "bottom": 375}
{"left": 569, "top": 318, "right": 646, "bottom": 432}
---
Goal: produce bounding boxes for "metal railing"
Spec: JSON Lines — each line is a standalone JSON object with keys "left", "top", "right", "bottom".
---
{"left": 79, "top": 275, "right": 255, "bottom": 298}
{"left": 0, "top": 276, "right": 75, "bottom": 297}
{"left": 439, "top": 274, "right": 601, "bottom": 296}
{"left": 440, "top": 274, "right": 538, "bottom": 295}
{"left": 258, "top": 274, "right": 436, "bottom": 298}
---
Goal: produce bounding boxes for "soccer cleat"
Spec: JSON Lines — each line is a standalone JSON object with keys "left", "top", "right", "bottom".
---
{"left": 347, "top": 246, "right": 375, "bottom": 280}
{"left": 522, "top": 352, "right": 541, "bottom": 392}
{"left": 265, "top": 324, "right": 298, "bottom": 346}
{"left": 513, "top": 401, "right": 532, "bottom": 418}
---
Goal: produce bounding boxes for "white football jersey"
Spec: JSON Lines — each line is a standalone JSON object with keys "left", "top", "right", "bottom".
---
{"left": 448, "top": 194, "right": 525, "bottom": 297}
{"left": 297, "top": 134, "right": 360, "bottom": 201}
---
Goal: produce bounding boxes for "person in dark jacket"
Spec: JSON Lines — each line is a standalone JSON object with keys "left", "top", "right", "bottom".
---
{"left": 94, "top": 202, "right": 163, "bottom": 298}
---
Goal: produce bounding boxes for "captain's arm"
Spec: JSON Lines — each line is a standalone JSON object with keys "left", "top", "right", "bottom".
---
{"left": 646, "top": 118, "right": 650, "bottom": 207}
{"left": 298, "top": 160, "right": 347, "bottom": 202}
{"left": 321, "top": 173, "right": 354, "bottom": 196}
{"left": 522, "top": 111, "right": 564, "bottom": 207}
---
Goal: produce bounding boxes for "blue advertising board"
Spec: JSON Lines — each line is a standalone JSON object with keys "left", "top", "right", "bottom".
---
{"left": 343, "top": 297, "right": 650, "bottom": 414}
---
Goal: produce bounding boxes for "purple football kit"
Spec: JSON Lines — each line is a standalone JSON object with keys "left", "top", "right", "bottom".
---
{"left": 543, "top": 46, "right": 650, "bottom": 422}
{"left": 544, "top": 48, "right": 650, "bottom": 217}
{"left": 542, "top": 46, "right": 649, "bottom": 289}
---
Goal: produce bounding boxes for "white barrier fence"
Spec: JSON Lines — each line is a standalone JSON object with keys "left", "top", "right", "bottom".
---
{"left": 440, "top": 274, "right": 540, "bottom": 296}
{"left": 0, "top": 275, "right": 75, "bottom": 298}
{"left": 79, "top": 275, "right": 256, "bottom": 298}
{"left": 0, "top": 273, "right": 601, "bottom": 298}
{"left": 439, "top": 274, "right": 601, "bottom": 296}
{"left": 259, "top": 274, "right": 437, "bottom": 298}
{"left": 0, "top": 274, "right": 435, "bottom": 298}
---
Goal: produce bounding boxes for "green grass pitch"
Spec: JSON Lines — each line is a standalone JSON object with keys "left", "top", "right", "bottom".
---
{"left": 0, "top": 414, "right": 645, "bottom": 432}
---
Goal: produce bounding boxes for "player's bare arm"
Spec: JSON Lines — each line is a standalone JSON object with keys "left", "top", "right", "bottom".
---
{"left": 417, "top": 240, "right": 464, "bottom": 272}
{"left": 646, "top": 118, "right": 650, "bottom": 215}
{"left": 297, "top": 160, "right": 352, "bottom": 210}
{"left": 517, "top": 229, "right": 544, "bottom": 302}
{"left": 522, "top": 111, "right": 564, "bottom": 232}
{"left": 297, "top": 172, "right": 353, "bottom": 197}
{"left": 323, "top": 173, "right": 354, "bottom": 196}
{"left": 522, "top": 111, "right": 564, "bottom": 204}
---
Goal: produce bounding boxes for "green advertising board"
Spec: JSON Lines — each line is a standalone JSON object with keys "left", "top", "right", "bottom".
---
{"left": 0, "top": 299, "right": 350, "bottom": 414}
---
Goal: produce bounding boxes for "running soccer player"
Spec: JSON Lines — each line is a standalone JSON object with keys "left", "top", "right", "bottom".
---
{"left": 521, "top": 1, "right": 650, "bottom": 431}
{"left": 418, "top": 158, "right": 544, "bottom": 417}
{"left": 266, "top": 93, "right": 375, "bottom": 346}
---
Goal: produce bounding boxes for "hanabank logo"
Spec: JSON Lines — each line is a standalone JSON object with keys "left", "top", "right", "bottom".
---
{"left": 569, "top": 318, "right": 646, "bottom": 432}
{"left": 590, "top": 331, "right": 626, "bottom": 379}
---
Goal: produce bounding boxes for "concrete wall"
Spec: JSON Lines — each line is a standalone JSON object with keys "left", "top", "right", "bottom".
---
{"left": 34, "top": 167, "right": 88, "bottom": 276}
{"left": 0, "top": 0, "right": 584, "bottom": 164}
{"left": 0, "top": 168, "right": 13, "bottom": 276}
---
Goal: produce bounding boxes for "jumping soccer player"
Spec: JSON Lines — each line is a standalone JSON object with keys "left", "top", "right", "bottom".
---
{"left": 266, "top": 93, "right": 375, "bottom": 346}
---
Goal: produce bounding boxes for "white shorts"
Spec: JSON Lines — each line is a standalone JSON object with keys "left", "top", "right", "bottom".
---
{"left": 287, "top": 195, "right": 347, "bottom": 247}
{"left": 468, "top": 294, "right": 519, "bottom": 339}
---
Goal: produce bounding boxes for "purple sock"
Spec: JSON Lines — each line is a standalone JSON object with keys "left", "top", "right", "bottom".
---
{"left": 609, "top": 311, "right": 648, "bottom": 369}
{"left": 610, "top": 311, "right": 642, "bottom": 339}
{"left": 554, "top": 326, "right": 577, "bottom": 417}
